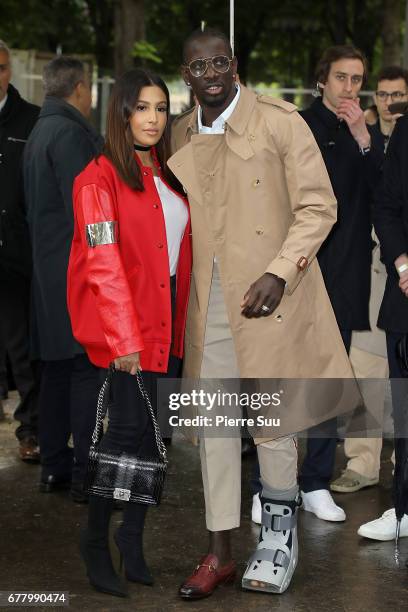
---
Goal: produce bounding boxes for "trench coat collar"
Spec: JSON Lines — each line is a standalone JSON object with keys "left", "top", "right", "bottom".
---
{"left": 168, "top": 85, "right": 257, "bottom": 200}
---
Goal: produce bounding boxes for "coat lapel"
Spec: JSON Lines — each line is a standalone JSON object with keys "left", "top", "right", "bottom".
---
{"left": 225, "top": 85, "right": 257, "bottom": 161}
{"left": 169, "top": 86, "right": 258, "bottom": 200}
{"left": 167, "top": 142, "right": 204, "bottom": 205}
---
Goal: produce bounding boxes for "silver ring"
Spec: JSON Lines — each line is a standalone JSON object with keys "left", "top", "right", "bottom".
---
{"left": 261, "top": 305, "right": 270, "bottom": 313}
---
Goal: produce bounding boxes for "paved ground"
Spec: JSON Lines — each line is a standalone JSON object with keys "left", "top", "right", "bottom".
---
{"left": 0, "top": 392, "right": 406, "bottom": 612}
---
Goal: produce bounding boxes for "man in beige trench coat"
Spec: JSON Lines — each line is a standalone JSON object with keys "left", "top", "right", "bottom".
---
{"left": 168, "top": 28, "right": 356, "bottom": 598}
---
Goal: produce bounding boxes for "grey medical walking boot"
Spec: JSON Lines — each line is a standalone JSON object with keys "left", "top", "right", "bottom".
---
{"left": 242, "top": 491, "right": 300, "bottom": 594}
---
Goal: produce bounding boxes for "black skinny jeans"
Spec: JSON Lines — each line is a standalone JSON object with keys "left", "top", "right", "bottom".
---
{"left": 99, "top": 276, "right": 180, "bottom": 455}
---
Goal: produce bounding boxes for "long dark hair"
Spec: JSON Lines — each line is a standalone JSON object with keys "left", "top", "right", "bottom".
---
{"left": 104, "top": 69, "right": 179, "bottom": 192}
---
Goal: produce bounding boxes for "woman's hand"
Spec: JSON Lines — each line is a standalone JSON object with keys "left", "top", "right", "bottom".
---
{"left": 114, "top": 352, "right": 141, "bottom": 375}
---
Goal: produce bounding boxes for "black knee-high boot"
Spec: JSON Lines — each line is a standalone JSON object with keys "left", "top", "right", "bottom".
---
{"left": 80, "top": 496, "right": 128, "bottom": 597}
{"left": 114, "top": 503, "right": 153, "bottom": 585}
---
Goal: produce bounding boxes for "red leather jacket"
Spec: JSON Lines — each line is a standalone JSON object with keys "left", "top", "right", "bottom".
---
{"left": 67, "top": 153, "right": 191, "bottom": 372}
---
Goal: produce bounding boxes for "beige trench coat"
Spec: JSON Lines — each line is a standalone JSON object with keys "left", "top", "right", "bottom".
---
{"left": 169, "top": 85, "right": 354, "bottom": 382}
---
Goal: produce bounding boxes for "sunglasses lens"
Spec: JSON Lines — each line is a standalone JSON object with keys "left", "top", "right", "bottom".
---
{"left": 212, "top": 55, "right": 230, "bottom": 73}
{"left": 189, "top": 60, "right": 206, "bottom": 77}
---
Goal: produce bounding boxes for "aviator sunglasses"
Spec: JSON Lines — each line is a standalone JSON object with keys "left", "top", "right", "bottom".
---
{"left": 184, "top": 54, "right": 233, "bottom": 78}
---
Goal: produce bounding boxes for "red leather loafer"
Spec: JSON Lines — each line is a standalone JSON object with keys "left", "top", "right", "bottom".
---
{"left": 179, "top": 553, "right": 236, "bottom": 600}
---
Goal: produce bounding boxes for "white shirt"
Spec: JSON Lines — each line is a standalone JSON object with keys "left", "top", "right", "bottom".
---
{"left": 198, "top": 85, "right": 240, "bottom": 134}
{"left": 0, "top": 94, "right": 8, "bottom": 113}
{"left": 153, "top": 177, "right": 189, "bottom": 276}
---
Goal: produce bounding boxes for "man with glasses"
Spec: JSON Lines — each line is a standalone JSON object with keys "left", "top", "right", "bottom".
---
{"left": 356, "top": 66, "right": 408, "bottom": 541}
{"left": 372, "top": 66, "right": 408, "bottom": 152}
{"left": 168, "top": 28, "right": 355, "bottom": 598}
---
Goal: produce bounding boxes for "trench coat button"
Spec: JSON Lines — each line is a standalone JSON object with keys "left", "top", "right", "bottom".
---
{"left": 275, "top": 314, "right": 283, "bottom": 323}
{"left": 143, "top": 171, "right": 148, "bottom": 176}
{"left": 255, "top": 226, "right": 264, "bottom": 235}
{"left": 161, "top": 321, "right": 166, "bottom": 327}
{"left": 160, "top": 348, "right": 165, "bottom": 354}
{"left": 153, "top": 204, "right": 159, "bottom": 209}
{"left": 252, "top": 179, "right": 261, "bottom": 187}
{"left": 248, "top": 134, "right": 256, "bottom": 141}
{"left": 160, "top": 283, "right": 165, "bottom": 288}
{"left": 158, "top": 243, "right": 164, "bottom": 249}
{"left": 209, "top": 171, "right": 215, "bottom": 177}
{"left": 158, "top": 361, "right": 163, "bottom": 367}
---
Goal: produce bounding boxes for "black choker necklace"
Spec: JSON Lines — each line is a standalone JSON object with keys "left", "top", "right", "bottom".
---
{"left": 134, "top": 144, "right": 152, "bottom": 151}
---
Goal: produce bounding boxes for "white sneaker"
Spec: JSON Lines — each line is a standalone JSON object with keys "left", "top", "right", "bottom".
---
{"left": 251, "top": 493, "right": 262, "bottom": 524}
{"left": 301, "top": 489, "right": 346, "bottom": 522}
{"left": 357, "top": 508, "right": 408, "bottom": 541}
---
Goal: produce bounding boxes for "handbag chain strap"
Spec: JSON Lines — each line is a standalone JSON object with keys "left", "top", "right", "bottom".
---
{"left": 134, "top": 370, "right": 167, "bottom": 460}
{"left": 91, "top": 366, "right": 167, "bottom": 462}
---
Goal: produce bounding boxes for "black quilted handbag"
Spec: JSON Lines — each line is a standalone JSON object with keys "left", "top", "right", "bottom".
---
{"left": 84, "top": 366, "right": 168, "bottom": 505}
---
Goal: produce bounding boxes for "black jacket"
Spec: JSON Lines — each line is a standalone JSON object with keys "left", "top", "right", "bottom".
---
{"left": 0, "top": 84, "right": 39, "bottom": 280}
{"left": 24, "top": 96, "right": 103, "bottom": 360}
{"left": 300, "top": 98, "right": 383, "bottom": 331}
{"left": 374, "top": 114, "right": 408, "bottom": 333}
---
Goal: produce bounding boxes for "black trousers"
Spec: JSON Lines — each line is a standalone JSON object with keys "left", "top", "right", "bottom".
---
{"left": 99, "top": 355, "right": 181, "bottom": 455}
{"left": 39, "top": 354, "right": 100, "bottom": 485}
{"left": 0, "top": 276, "right": 39, "bottom": 439}
{"left": 250, "top": 330, "right": 353, "bottom": 495}
{"left": 299, "top": 328, "right": 352, "bottom": 492}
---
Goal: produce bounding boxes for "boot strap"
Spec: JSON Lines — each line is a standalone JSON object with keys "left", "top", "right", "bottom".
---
{"left": 247, "top": 547, "right": 289, "bottom": 569}
{"left": 261, "top": 507, "right": 297, "bottom": 531}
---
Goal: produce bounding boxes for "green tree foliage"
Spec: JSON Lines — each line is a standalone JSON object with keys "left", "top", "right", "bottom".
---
{"left": 0, "top": 0, "right": 405, "bottom": 86}
{"left": 0, "top": 0, "right": 95, "bottom": 55}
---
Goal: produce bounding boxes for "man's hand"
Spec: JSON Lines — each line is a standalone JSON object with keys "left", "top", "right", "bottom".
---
{"left": 240, "top": 273, "right": 285, "bottom": 318}
{"left": 114, "top": 352, "right": 140, "bottom": 375}
{"left": 399, "top": 271, "right": 408, "bottom": 297}
{"left": 336, "top": 98, "right": 371, "bottom": 148}
{"left": 395, "top": 254, "right": 408, "bottom": 298}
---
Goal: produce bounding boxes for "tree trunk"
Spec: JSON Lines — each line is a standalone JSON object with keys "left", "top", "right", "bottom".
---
{"left": 382, "top": 0, "right": 401, "bottom": 66}
{"left": 114, "top": 0, "right": 145, "bottom": 76}
{"left": 86, "top": 0, "right": 115, "bottom": 74}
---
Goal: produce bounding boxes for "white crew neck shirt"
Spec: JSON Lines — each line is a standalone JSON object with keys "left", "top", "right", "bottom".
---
{"left": 153, "top": 177, "right": 188, "bottom": 276}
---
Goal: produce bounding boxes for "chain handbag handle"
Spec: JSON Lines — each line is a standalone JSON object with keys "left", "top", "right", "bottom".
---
{"left": 91, "top": 364, "right": 114, "bottom": 446}
{"left": 91, "top": 365, "right": 167, "bottom": 462}
{"left": 135, "top": 369, "right": 167, "bottom": 461}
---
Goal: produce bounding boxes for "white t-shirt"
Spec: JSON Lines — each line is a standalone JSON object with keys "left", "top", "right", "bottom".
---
{"left": 153, "top": 176, "right": 188, "bottom": 276}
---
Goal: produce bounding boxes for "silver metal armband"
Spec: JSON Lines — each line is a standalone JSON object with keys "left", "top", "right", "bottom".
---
{"left": 86, "top": 221, "right": 118, "bottom": 248}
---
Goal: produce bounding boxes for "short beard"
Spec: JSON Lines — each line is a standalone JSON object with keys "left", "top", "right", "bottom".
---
{"left": 200, "top": 89, "right": 232, "bottom": 108}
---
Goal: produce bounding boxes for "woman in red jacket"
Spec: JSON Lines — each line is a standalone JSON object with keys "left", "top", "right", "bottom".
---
{"left": 67, "top": 69, "right": 191, "bottom": 597}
